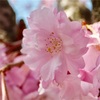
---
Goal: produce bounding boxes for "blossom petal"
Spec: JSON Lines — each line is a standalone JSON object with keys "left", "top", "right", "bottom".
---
{"left": 41, "top": 54, "right": 62, "bottom": 81}
{"left": 28, "top": 8, "right": 58, "bottom": 33}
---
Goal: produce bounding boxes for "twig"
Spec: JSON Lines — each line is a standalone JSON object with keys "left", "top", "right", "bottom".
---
{"left": 0, "top": 61, "right": 24, "bottom": 100}
{"left": 6, "top": 40, "right": 22, "bottom": 54}
{"left": 0, "top": 61, "right": 24, "bottom": 73}
{"left": 1, "top": 72, "right": 9, "bottom": 100}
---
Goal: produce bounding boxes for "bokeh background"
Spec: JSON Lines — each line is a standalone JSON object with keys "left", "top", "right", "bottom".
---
{"left": 8, "top": 0, "right": 92, "bottom": 25}
{"left": 0, "top": 0, "right": 100, "bottom": 42}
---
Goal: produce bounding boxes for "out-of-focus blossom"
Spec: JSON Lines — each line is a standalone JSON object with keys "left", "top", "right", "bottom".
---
{"left": 91, "top": 56, "right": 100, "bottom": 97}
{"left": 4, "top": 54, "right": 39, "bottom": 100}
{"left": 59, "top": 75, "right": 97, "bottom": 100}
{"left": 0, "top": 41, "right": 40, "bottom": 100}
{"left": 83, "top": 22, "right": 100, "bottom": 71}
{"left": 36, "top": 83, "right": 60, "bottom": 100}
{"left": 6, "top": 65, "right": 39, "bottom": 100}
{"left": 79, "top": 62, "right": 100, "bottom": 98}
{"left": 81, "top": 22, "right": 100, "bottom": 99}
{"left": 21, "top": 8, "right": 88, "bottom": 86}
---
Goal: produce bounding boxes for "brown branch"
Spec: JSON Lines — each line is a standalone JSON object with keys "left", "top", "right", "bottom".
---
{"left": 0, "top": 61, "right": 24, "bottom": 100}
{"left": 0, "top": 39, "right": 12, "bottom": 47}
{"left": 1, "top": 72, "right": 9, "bottom": 100}
{"left": 0, "top": 39, "right": 22, "bottom": 54}
{"left": 0, "top": 61, "right": 24, "bottom": 73}
{"left": 6, "top": 40, "right": 22, "bottom": 54}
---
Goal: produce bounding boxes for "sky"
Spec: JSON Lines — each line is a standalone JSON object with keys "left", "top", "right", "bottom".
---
{"left": 80, "top": 0, "right": 92, "bottom": 10}
{"left": 8, "top": 0, "right": 41, "bottom": 25}
{"left": 8, "top": 0, "right": 92, "bottom": 26}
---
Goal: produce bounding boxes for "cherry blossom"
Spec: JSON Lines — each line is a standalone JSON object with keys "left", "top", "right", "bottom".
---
{"left": 0, "top": 41, "right": 39, "bottom": 100}
{"left": 59, "top": 75, "right": 97, "bottom": 100}
{"left": 83, "top": 22, "right": 100, "bottom": 71}
{"left": 5, "top": 61, "right": 39, "bottom": 100}
{"left": 1, "top": 6, "right": 100, "bottom": 100}
{"left": 21, "top": 8, "right": 89, "bottom": 85}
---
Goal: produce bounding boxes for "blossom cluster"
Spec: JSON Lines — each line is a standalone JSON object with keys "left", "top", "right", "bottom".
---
{"left": 21, "top": 8, "right": 100, "bottom": 100}
{"left": 0, "top": 42, "right": 39, "bottom": 100}
{"left": 0, "top": 8, "right": 100, "bottom": 100}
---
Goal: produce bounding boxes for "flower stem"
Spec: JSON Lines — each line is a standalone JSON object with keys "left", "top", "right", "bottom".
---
{"left": 0, "top": 61, "right": 24, "bottom": 73}
{"left": 1, "top": 72, "right": 9, "bottom": 100}
{"left": 0, "top": 61, "right": 24, "bottom": 100}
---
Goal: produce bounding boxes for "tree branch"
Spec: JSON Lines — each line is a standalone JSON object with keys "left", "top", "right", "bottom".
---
{"left": 0, "top": 61, "right": 24, "bottom": 73}
{"left": 1, "top": 72, "right": 9, "bottom": 100}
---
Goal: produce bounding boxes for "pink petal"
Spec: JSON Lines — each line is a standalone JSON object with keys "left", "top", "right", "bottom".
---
{"left": 28, "top": 8, "right": 58, "bottom": 33}
{"left": 41, "top": 54, "right": 62, "bottom": 81}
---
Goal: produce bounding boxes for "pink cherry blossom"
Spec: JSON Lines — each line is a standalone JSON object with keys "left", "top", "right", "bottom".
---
{"left": 59, "top": 75, "right": 97, "bottom": 100}
{"left": 79, "top": 71, "right": 98, "bottom": 97}
{"left": 0, "top": 43, "right": 40, "bottom": 100}
{"left": 37, "top": 83, "right": 60, "bottom": 100}
{"left": 7, "top": 85, "right": 39, "bottom": 100}
{"left": 91, "top": 56, "right": 100, "bottom": 97}
{"left": 21, "top": 8, "right": 89, "bottom": 85}
{"left": 6, "top": 65, "right": 39, "bottom": 100}
{"left": 83, "top": 22, "right": 100, "bottom": 71}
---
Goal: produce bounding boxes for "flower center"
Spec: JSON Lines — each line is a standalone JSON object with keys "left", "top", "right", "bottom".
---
{"left": 45, "top": 32, "right": 62, "bottom": 54}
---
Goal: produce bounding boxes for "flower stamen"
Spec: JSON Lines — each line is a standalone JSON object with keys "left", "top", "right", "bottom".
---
{"left": 45, "top": 32, "right": 62, "bottom": 54}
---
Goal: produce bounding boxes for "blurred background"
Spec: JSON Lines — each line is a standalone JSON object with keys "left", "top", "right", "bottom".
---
{"left": 0, "top": 0, "right": 100, "bottom": 43}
